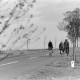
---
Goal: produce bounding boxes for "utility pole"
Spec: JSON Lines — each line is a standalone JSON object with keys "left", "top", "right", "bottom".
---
{"left": 44, "top": 36, "right": 46, "bottom": 49}
{"left": 54, "top": 37, "right": 57, "bottom": 48}
{"left": 27, "top": 38, "right": 30, "bottom": 50}
{"left": 27, "top": 39, "right": 28, "bottom": 50}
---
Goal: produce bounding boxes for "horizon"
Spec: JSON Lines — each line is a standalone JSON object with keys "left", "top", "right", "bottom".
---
{"left": 28, "top": 0, "right": 80, "bottom": 49}
{"left": 0, "top": 0, "right": 80, "bottom": 50}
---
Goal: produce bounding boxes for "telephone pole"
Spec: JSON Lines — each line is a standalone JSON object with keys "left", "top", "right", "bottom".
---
{"left": 27, "top": 38, "right": 30, "bottom": 50}
{"left": 44, "top": 36, "right": 46, "bottom": 49}
{"left": 54, "top": 37, "right": 57, "bottom": 48}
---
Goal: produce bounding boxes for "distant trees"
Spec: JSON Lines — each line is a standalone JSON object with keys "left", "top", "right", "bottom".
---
{"left": 58, "top": 8, "right": 80, "bottom": 47}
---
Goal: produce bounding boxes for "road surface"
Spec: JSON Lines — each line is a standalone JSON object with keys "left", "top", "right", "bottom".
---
{"left": 0, "top": 49, "right": 59, "bottom": 80}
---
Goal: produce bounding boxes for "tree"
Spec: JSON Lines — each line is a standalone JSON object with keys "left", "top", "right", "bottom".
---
{"left": 58, "top": 8, "right": 80, "bottom": 47}
{"left": 0, "top": 0, "right": 46, "bottom": 50}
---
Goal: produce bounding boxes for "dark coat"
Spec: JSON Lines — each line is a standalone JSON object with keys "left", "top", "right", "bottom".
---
{"left": 59, "top": 42, "right": 64, "bottom": 50}
{"left": 64, "top": 40, "right": 69, "bottom": 49}
{"left": 48, "top": 41, "right": 53, "bottom": 50}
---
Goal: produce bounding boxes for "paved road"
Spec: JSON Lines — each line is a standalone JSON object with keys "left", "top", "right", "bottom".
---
{"left": 0, "top": 49, "right": 59, "bottom": 80}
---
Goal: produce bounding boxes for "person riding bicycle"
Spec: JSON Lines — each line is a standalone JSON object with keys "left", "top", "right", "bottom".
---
{"left": 64, "top": 39, "right": 69, "bottom": 56}
{"left": 59, "top": 41, "right": 64, "bottom": 54}
{"left": 48, "top": 40, "right": 53, "bottom": 56}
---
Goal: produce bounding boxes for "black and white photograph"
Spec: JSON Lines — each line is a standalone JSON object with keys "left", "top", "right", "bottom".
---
{"left": 0, "top": 0, "right": 80, "bottom": 80}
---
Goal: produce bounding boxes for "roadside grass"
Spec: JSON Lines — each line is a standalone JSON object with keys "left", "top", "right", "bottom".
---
{"left": 12, "top": 47, "right": 80, "bottom": 80}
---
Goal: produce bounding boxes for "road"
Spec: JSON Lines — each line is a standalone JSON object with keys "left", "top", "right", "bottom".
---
{"left": 0, "top": 49, "right": 59, "bottom": 80}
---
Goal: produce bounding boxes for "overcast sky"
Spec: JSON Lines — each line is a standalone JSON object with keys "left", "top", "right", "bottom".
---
{"left": 30, "top": 0, "right": 80, "bottom": 48}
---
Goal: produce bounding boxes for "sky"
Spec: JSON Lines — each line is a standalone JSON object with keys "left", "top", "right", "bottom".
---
{"left": 29, "top": 0, "right": 80, "bottom": 48}
{"left": 0, "top": 0, "right": 80, "bottom": 50}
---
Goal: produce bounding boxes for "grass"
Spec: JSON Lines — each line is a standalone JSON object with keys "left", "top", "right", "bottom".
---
{"left": 12, "top": 48, "right": 80, "bottom": 80}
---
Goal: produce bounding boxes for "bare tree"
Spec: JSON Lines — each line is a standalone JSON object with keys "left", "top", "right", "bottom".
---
{"left": 0, "top": 0, "right": 38, "bottom": 50}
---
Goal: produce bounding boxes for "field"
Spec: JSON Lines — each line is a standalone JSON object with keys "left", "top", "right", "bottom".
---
{"left": 2, "top": 48, "right": 80, "bottom": 80}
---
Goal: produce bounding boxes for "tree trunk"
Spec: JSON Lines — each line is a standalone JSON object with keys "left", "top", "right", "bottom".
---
{"left": 77, "top": 37, "right": 78, "bottom": 47}
{"left": 75, "top": 38, "right": 76, "bottom": 47}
